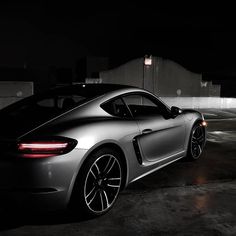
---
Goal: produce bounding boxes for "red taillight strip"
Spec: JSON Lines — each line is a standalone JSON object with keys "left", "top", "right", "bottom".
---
{"left": 16, "top": 138, "right": 78, "bottom": 158}
{"left": 18, "top": 142, "right": 68, "bottom": 151}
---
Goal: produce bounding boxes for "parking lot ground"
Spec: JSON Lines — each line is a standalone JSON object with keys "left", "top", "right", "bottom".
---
{"left": 197, "top": 108, "right": 236, "bottom": 120}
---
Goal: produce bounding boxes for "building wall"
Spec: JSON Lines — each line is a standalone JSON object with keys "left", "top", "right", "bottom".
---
{"left": 100, "top": 56, "right": 221, "bottom": 97}
{"left": 161, "top": 97, "right": 236, "bottom": 109}
{"left": 200, "top": 81, "right": 221, "bottom": 97}
{"left": 0, "top": 81, "right": 33, "bottom": 109}
{"left": 100, "top": 58, "right": 143, "bottom": 88}
{"left": 156, "top": 58, "right": 202, "bottom": 97}
{"left": 210, "top": 84, "right": 221, "bottom": 97}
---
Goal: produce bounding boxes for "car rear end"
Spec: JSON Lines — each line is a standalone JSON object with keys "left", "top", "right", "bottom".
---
{"left": 0, "top": 85, "right": 94, "bottom": 211}
{"left": 0, "top": 134, "right": 89, "bottom": 211}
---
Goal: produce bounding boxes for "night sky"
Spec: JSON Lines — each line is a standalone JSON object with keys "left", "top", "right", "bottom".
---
{"left": 1, "top": 2, "right": 236, "bottom": 96}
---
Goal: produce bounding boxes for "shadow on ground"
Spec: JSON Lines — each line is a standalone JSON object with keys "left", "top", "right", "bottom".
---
{"left": 0, "top": 208, "right": 88, "bottom": 231}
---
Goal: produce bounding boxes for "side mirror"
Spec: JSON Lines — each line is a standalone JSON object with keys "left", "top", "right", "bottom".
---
{"left": 171, "top": 106, "right": 182, "bottom": 118}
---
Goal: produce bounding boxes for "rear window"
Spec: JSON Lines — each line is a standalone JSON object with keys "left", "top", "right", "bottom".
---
{"left": 1, "top": 90, "right": 89, "bottom": 123}
{"left": 0, "top": 85, "right": 105, "bottom": 137}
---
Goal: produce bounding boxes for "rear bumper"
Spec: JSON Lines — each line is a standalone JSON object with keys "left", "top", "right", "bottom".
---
{"left": 0, "top": 148, "right": 88, "bottom": 211}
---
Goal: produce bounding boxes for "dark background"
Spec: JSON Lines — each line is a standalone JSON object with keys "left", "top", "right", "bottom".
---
{"left": 1, "top": 2, "right": 236, "bottom": 96}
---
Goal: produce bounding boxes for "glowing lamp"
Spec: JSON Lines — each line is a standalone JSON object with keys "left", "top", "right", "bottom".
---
{"left": 144, "top": 55, "right": 152, "bottom": 66}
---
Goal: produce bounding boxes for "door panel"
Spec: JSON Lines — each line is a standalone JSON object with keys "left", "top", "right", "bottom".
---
{"left": 123, "top": 93, "right": 185, "bottom": 163}
{"left": 137, "top": 115, "right": 185, "bottom": 162}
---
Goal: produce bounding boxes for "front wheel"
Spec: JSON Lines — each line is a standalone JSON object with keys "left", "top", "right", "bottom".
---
{"left": 187, "top": 123, "right": 205, "bottom": 161}
{"left": 69, "top": 148, "right": 123, "bottom": 217}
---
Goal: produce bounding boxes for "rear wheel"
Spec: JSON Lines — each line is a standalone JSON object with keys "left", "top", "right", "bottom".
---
{"left": 187, "top": 123, "right": 205, "bottom": 160}
{"left": 69, "top": 148, "right": 123, "bottom": 217}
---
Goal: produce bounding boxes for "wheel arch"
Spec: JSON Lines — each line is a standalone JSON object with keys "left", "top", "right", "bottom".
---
{"left": 192, "top": 118, "right": 206, "bottom": 137}
{"left": 183, "top": 116, "right": 205, "bottom": 153}
{"left": 185, "top": 118, "right": 206, "bottom": 160}
{"left": 67, "top": 141, "right": 128, "bottom": 207}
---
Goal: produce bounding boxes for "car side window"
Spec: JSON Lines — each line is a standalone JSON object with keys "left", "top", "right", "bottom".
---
{"left": 123, "top": 94, "right": 162, "bottom": 118}
{"left": 101, "top": 98, "right": 131, "bottom": 118}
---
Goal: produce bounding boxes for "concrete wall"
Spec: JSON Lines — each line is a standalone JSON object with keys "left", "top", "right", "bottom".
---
{"left": 210, "top": 84, "right": 221, "bottom": 97}
{"left": 0, "top": 81, "right": 33, "bottom": 109}
{"left": 161, "top": 97, "right": 236, "bottom": 109}
{"left": 156, "top": 58, "right": 202, "bottom": 97}
{"left": 100, "top": 58, "right": 143, "bottom": 88}
{"left": 100, "top": 56, "right": 220, "bottom": 97}
{"left": 200, "top": 81, "right": 221, "bottom": 97}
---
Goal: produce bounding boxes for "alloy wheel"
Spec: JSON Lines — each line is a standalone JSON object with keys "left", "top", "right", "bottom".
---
{"left": 84, "top": 154, "right": 122, "bottom": 213}
{"left": 191, "top": 125, "right": 205, "bottom": 159}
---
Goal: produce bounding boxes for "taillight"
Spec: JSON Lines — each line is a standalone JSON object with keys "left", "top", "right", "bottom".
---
{"left": 17, "top": 138, "right": 77, "bottom": 158}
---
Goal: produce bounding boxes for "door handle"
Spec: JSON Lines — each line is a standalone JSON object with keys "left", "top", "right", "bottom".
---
{"left": 142, "top": 129, "right": 152, "bottom": 134}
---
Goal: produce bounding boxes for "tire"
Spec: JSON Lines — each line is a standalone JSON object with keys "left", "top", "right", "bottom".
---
{"left": 186, "top": 123, "right": 205, "bottom": 161}
{"left": 69, "top": 147, "right": 123, "bottom": 218}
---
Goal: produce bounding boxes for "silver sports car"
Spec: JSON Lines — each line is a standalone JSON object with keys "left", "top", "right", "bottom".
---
{"left": 0, "top": 84, "right": 206, "bottom": 217}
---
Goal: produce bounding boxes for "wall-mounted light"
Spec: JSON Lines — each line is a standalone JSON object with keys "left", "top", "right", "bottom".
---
{"left": 201, "top": 81, "right": 208, "bottom": 88}
{"left": 16, "top": 91, "right": 23, "bottom": 97}
{"left": 144, "top": 55, "right": 152, "bottom": 66}
{"left": 176, "top": 89, "right": 182, "bottom": 96}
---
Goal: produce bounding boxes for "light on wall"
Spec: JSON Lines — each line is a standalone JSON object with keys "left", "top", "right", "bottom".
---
{"left": 201, "top": 81, "right": 208, "bottom": 88}
{"left": 144, "top": 55, "right": 152, "bottom": 66}
{"left": 176, "top": 89, "right": 182, "bottom": 96}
